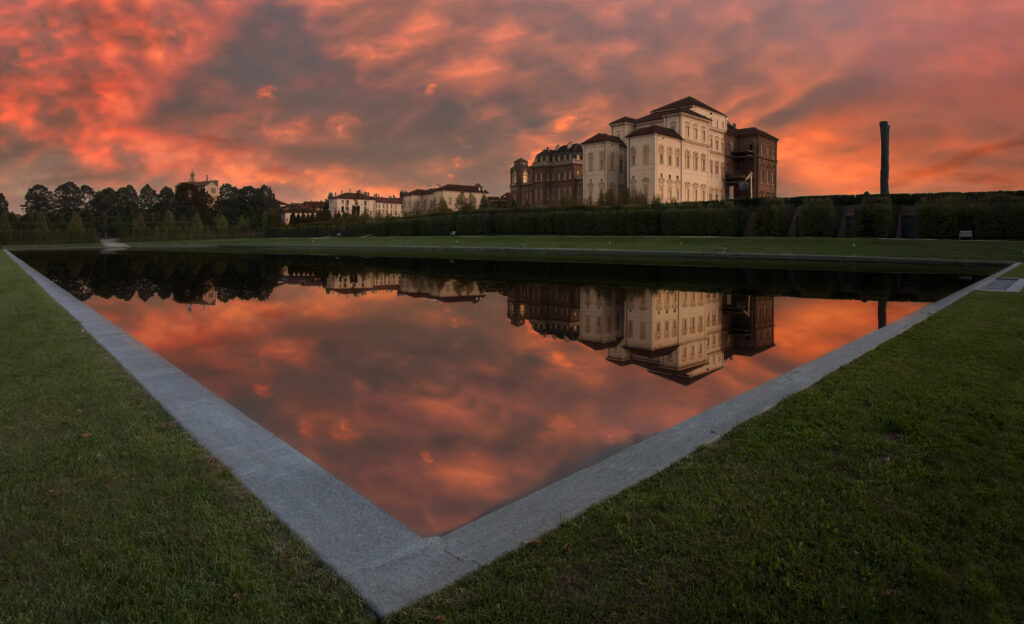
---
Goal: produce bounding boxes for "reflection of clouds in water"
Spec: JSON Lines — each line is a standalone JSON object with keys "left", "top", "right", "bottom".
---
{"left": 85, "top": 286, "right": 924, "bottom": 535}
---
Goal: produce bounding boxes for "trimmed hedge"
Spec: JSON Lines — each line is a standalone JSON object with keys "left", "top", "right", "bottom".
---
{"left": 265, "top": 191, "right": 1023, "bottom": 240}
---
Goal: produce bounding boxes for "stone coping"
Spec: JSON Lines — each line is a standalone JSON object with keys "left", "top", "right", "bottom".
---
{"left": 7, "top": 249, "right": 1018, "bottom": 616}
{"left": 144, "top": 241, "right": 1011, "bottom": 268}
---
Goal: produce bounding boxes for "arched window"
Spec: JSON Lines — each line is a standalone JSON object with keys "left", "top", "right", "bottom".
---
{"left": 702, "top": 155, "right": 706, "bottom": 172}
{"left": 658, "top": 175, "right": 665, "bottom": 199}
{"left": 642, "top": 178, "right": 649, "bottom": 196}
{"left": 588, "top": 153, "right": 594, "bottom": 171}
{"left": 685, "top": 151, "right": 690, "bottom": 169}
{"left": 587, "top": 181, "right": 594, "bottom": 203}
{"left": 599, "top": 151, "right": 605, "bottom": 170}
{"left": 658, "top": 145, "right": 664, "bottom": 165}
{"left": 642, "top": 145, "right": 650, "bottom": 165}
{"left": 630, "top": 147, "right": 636, "bottom": 166}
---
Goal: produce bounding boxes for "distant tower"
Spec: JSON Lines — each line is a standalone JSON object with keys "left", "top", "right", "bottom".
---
{"left": 190, "top": 169, "right": 195, "bottom": 184}
{"left": 879, "top": 121, "right": 890, "bottom": 195}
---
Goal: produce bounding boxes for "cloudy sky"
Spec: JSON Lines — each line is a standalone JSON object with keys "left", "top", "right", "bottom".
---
{"left": 2, "top": 0, "right": 1022, "bottom": 205}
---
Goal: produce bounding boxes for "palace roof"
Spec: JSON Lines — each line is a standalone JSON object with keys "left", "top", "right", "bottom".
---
{"left": 582, "top": 133, "right": 625, "bottom": 145}
{"left": 625, "top": 125, "right": 683, "bottom": 139}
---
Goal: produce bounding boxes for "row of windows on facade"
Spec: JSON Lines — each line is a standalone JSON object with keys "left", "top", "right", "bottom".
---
{"left": 584, "top": 291, "right": 717, "bottom": 308}
{"left": 658, "top": 120, "right": 723, "bottom": 146}
{"left": 588, "top": 148, "right": 724, "bottom": 176}
{"left": 623, "top": 317, "right": 717, "bottom": 344}
{"left": 586, "top": 177, "right": 724, "bottom": 203}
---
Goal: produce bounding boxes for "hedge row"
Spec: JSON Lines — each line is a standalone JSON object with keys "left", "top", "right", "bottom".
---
{"left": 267, "top": 191, "right": 1023, "bottom": 240}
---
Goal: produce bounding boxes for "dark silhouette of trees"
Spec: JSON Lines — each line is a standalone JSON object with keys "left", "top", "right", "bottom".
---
{"left": 23, "top": 184, "right": 55, "bottom": 216}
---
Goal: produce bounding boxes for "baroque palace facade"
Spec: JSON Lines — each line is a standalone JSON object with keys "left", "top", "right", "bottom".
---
{"left": 510, "top": 96, "right": 778, "bottom": 206}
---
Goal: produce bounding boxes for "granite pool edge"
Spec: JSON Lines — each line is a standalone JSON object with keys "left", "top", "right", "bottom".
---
{"left": 8, "top": 249, "right": 1017, "bottom": 616}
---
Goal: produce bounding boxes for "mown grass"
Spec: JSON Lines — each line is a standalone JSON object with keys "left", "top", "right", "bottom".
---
{"left": 131, "top": 235, "right": 1024, "bottom": 264}
{"left": 0, "top": 253, "right": 375, "bottom": 623}
{"left": 393, "top": 289, "right": 1024, "bottom": 622}
{"left": 3, "top": 248, "right": 1022, "bottom": 622}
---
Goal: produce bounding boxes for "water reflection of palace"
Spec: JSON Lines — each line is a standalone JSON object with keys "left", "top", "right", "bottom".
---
{"left": 508, "top": 284, "right": 775, "bottom": 385}
{"left": 280, "top": 266, "right": 775, "bottom": 386}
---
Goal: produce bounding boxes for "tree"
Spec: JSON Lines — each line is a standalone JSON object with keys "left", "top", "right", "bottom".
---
{"left": 213, "top": 214, "right": 229, "bottom": 237}
{"left": 0, "top": 212, "right": 11, "bottom": 244}
{"left": 455, "top": 192, "right": 476, "bottom": 211}
{"left": 478, "top": 196, "right": 491, "bottom": 210}
{"left": 139, "top": 184, "right": 158, "bottom": 215}
{"left": 67, "top": 213, "right": 86, "bottom": 242}
{"left": 23, "top": 184, "right": 55, "bottom": 216}
{"left": 115, "top": 185, "right": 139, "bottom": 222}
{"left": 189, "top": 213, "right": 204, "bottom": 239}
{"left": 160, "top": 209, "right": 177, "bottom": 239}
{"left": 129, "top": 212, "right": 147, "bottom": 239}
{"left": 214, "top": 183, "right": 241, "bottom": 223}
{"left": 154, "top": 186, "right": 177, "bottom": 216}
{"left": 435, "top": 196, "right": 450, "bottom": 213}
{"left": 0, "top": 192, "right": 8, "bottom": 214}
{"left": 175, "top": 182, "right": 210, "bottom": 222}
{"left": 54, "top": 181, "right": 85, "bottom": 219}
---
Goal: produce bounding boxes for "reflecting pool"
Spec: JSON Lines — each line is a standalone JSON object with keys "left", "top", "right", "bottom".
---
{"left": 18, "top": 251, "right": 981, "bottom": 535}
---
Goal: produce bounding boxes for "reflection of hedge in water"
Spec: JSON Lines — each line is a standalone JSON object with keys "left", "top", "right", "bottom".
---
{"left": 16, "top": 250, "right": 282, "bottom": 304}
{"left": 266, "top": 191, "right": 1023, "bottom": 240}
{"left": 17, "top": 250, "right": 981, "bottom": 305}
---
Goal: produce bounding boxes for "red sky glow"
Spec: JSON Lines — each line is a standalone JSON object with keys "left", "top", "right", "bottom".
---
{"left": 2, "top": 0, "right": 1022, "bottom": 204}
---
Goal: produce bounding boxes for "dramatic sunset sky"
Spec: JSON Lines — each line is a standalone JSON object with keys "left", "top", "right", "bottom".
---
{"left": 2, "top": 0, "right": 1022, "bottom": 206}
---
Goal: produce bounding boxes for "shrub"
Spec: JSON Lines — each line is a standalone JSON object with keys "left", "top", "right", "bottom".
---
{"left": 797, "top": 197, "right": 839, "bottom": 237}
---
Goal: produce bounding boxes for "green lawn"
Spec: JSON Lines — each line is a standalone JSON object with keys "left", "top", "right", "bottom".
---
{"left": 2, "top": 247, "right": 1022, "bottom": 622}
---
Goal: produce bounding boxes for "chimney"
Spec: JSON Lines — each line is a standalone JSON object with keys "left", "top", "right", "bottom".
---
{"left": 879, "top": 121, "right": 890, "bottom": 194}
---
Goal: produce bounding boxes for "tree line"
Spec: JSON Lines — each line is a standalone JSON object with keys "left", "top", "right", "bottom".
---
{"left": 0, "top": 181, "right": 281, "bottom": 244}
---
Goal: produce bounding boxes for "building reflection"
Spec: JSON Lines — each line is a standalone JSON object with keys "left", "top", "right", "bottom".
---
{"left": 511, "top": 285, "right": 775, "bottom": 385}
{"left": 284, "top": 268, "right": 775, "bottom": 387}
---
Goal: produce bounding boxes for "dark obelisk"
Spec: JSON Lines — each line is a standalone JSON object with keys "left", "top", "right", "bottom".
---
{"left": 880, "top": 121, "right": 890, "bottom": 195}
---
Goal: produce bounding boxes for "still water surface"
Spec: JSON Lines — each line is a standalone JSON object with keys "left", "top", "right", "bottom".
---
{"left": 20, "top": 251, "right": 978, "bottom": 535}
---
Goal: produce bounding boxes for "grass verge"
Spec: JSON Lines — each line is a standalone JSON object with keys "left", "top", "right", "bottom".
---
{"left": 0, "top": 253, "right": 375, "bottom": 622}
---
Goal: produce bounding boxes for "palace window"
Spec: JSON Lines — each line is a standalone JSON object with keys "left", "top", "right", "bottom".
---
{"left": 630, "top": 147, "right": 636, "bottom": 166}
{"left": 643, "top": 145, "right": 650, "bottom": 165}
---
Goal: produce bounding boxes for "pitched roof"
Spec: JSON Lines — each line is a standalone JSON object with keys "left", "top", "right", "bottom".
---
{"left": 282, "top": 201, "right": 323, "bottom": 213}
{"left": 377, "top": 197, "right": 402, "bottom": 204}
{"left": 731, "top": 126, "right": 779, "bottom": 141}
{"left": 404, "top": 183, "right": 488, "bottom": 195}
{"left": 651, "top": 96, "right": 724, "bottom": 116}
{"left": 438, "top": 183, "right": 487, "bottom": 193}
{"left": 609, "top": 116, "right": 636, "bottom": 124}
{"left": 334, "top": 192, "right": 371, "bottom": 200}
{"left": 582, "top": 133, "right": 625, "bottom": 145}
{"left": 626, "top": 125, "right": 682, "bottom": 139}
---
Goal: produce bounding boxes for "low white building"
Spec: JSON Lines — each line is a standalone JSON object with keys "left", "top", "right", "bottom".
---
{"left": 401, "top": 183, "right": 488, "bottom": 215}
{"left": 328, "top": 192, "right": 404, "bottom": 218}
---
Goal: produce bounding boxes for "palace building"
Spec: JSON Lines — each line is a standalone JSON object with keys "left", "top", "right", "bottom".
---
{"left": 508, "top": 143, "right": 583, "bottom": 208}
{"left": 510, "top": 96, "right": 778, "bottom": 206}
